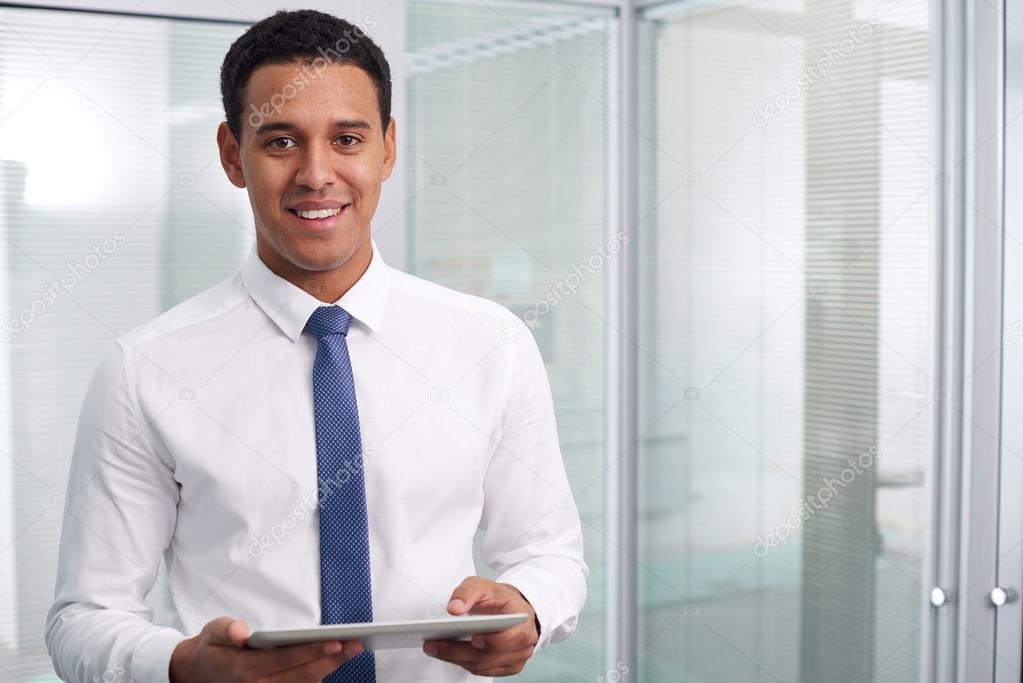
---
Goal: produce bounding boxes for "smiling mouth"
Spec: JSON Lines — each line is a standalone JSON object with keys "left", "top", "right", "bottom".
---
{"left": 291, "top": 206, "right": 347, "bottom": 220}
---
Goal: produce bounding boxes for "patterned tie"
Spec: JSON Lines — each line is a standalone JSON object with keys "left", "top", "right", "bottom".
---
{"left": 306, "top": 305, "right": 375, "bottom": 682}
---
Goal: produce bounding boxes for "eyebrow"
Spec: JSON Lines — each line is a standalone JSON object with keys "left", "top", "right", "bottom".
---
{"left": 252, "top": 119, "right": 373, "bottom": 137}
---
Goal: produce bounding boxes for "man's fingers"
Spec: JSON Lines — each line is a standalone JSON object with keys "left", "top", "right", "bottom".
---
{"left": 265, "top": 650, "right": 357, "bottom": 683}
{"left": 474, "top": 645, "right": 534, "bottom": 672}
{"left": 226, "top": 620, "right": 251, "bottom": 647}
{"left": 247, "top": 639, "right": 360, "bottom": 672}
{"left": 475, "top": 662, "right": 528, "bottom": 677}
{"left": 425, "top": 640, "right": 482, "bottom": 666}
{"left": 448, "top": 576, "right": 502, "bottom": 615}
{"left": 447, "top": 577, "right": 485, "bottom": 614}
{"left": 203, "top": 617, "right": 249, "bottom": 648}
{"left": 424, "top": 640, "right": 533, "bottom": 674}
{"left": 425, "top": 639, "right": 529, "bottom": 666}
{"left": 472, "top": 624, "right": 537, "bottom": 652}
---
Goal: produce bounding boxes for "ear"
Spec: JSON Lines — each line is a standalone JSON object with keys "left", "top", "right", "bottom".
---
{"left": 217, "top": 121, "right": 247, "bottom": 189}
{"left": 380, "top": 117, "right": 397, "bottom": 182}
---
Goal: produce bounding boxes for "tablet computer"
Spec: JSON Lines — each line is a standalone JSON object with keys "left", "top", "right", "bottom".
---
{"left": 246, "top": 613, "right": 529, "bottom": 650}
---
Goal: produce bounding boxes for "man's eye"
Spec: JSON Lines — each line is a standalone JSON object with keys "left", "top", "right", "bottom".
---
{"left": 266, "top": 137, "right": 296, "bottom": 150}
{"left": 336, "top": 135, "right": 360, "bottom": 147}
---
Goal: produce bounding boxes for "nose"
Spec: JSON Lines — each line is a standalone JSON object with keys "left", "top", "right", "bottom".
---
{"left": 293, "top": 142, "right": 334, "bottom": 191}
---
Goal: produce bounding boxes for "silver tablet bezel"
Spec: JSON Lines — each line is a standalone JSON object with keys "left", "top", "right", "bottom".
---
{"left": 246, "top": 613, "right": 529, "bottom": 650}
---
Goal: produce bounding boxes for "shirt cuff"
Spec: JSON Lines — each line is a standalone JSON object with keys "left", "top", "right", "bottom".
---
{"left": 132, "top": 626, "right": 188, "bottom": 682}
{"left": 498, "top": 571, "right": 557, "bottom": 652}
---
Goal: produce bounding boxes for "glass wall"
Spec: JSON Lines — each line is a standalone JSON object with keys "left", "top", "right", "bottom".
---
{"left": 0, "top": 8, "right": 248, "bottom": 680}
{"left": 0, "top": 1, "right": 951, "bottom": 681}
{"left": 406, "top": 0, "right": 614, "bottom": 679}
{"left": 635, "top": 0, "right": 933, "bottom": 681}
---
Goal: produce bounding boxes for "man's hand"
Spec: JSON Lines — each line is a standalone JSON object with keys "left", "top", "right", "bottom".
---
{"left": 169, "top": 616, "right": 363, "bottom": 683}
{"left": 423, "top": 576, "right": 539, "bottom": 677}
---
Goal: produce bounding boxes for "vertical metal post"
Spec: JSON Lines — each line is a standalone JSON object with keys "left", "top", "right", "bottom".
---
{"left": 993, "top": 0, "right": 1021, "bottom": 677}
{"left": 929, "top": 0, "right": 967, "bottom": 679}
{"left": 956, "top": 0, "right": 1005, "bottom": 677}
{"left": 605, "top": 0, "right": 639, "bottom": 680}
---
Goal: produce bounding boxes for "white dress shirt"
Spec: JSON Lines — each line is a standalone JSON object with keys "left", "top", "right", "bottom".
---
{"left": 45, "top": 240, "right": 587, "bottom": 682}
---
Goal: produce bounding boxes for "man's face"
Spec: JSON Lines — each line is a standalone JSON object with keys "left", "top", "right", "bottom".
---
{"left": 218, "top": 60, "right": 395, "bottom": 274}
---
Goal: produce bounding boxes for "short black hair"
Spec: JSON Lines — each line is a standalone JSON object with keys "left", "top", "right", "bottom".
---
{"left": 220, "top": 9, "right": 391, "bottom": 141}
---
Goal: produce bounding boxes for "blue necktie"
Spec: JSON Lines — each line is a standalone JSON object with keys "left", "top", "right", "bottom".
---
{"left": 306, "top": 305, "right": 375, "bottom": 682}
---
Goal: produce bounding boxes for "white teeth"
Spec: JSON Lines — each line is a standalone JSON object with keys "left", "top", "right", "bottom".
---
{"left": 296, "top": 207, "right": 342, "bottom": 219}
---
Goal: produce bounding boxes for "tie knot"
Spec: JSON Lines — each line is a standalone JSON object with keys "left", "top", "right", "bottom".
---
{"left": 306, "top": 305, "right": 353, "bottom": 338}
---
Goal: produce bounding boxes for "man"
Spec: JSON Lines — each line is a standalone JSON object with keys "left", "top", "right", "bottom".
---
{"left": 45, "top": 9, "right": 586, "bottom": 682}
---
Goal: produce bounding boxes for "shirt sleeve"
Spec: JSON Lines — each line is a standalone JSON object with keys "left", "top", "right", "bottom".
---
{"left": 477, "top": 320, "right": 588, "bottom": 651}
{"left": 45, "top": 340, "right": 186, "bottom": 683}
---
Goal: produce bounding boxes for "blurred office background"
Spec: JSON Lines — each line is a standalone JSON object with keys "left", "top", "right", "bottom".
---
{"left": 0, "top": 0, "right": 1020, "bottom": 681}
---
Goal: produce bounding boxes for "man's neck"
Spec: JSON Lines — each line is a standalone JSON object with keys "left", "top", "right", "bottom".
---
{"left": 256, "top": 238, "right": 373, "bottom": 304}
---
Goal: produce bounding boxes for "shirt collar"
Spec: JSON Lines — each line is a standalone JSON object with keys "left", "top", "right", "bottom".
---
{"left": 240, "top": 239, "right": 390, "bottom": 341}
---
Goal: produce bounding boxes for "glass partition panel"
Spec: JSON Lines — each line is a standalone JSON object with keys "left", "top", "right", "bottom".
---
{"left": 636, "top": 1, "right": 933, "bottom": 680}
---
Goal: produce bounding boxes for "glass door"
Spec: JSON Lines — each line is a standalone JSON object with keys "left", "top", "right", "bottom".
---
{"left": 635, "top": 0, "right": 935, "bottom": 680}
